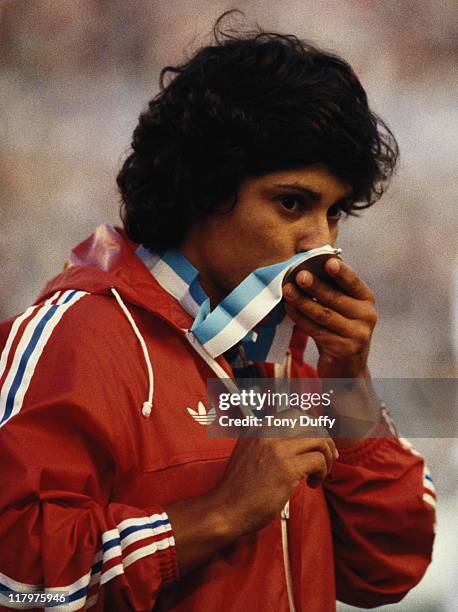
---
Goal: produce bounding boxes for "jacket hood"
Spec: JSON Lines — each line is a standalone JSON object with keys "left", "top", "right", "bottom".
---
{"left": 37, "top": 224, "right": 194, "bottom": 332}
{"left": 37, "top": 224, "right": 307, "bottom": 377}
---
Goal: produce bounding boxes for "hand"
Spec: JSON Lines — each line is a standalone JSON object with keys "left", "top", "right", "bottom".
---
{"left": 283, "top": 257, "right": 377, "bottom": 378}
{"left": 211, "top": 432, "right": 338, "bottom": 536}
{"left": 166, "top": 423, "right": 337, "bottom": 575}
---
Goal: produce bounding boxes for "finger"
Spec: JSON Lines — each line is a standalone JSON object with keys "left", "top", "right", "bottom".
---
{"left": 284, "top": 306, "right": 366, "bottom": 360}
{"left": 296, "top": 451, "right": 329, "bottom": 485}
{"left": 293, "top": 436, "right": 337, "bottom": 472}
{"left": 324, "top": 258, "right": 374, "bottom": 300}
{"left": 284, "top": 301, "right": 351, "bottom": 346}
{"left": 290, "top": 271, "right": 366, "bottom": 320}
{"left": 284, "top": 284, "right": 366, "bottom": 336}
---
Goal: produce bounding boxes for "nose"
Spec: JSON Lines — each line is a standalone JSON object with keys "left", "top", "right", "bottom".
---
{"left": 296, "top": 215, "right": 336, "bottom": 252}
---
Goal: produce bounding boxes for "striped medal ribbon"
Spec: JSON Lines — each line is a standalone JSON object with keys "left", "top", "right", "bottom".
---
{"left": 137, "top": 245, "right": 341, "bottom": 364}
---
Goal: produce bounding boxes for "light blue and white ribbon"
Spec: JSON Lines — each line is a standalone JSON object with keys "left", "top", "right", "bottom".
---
{"left": 137, "top": 245, "right": 341, "bottom": 364}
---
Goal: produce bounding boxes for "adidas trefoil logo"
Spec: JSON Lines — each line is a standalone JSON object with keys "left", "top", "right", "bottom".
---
{"left": 187, "top": 401, "right": 217, "bottom": 425}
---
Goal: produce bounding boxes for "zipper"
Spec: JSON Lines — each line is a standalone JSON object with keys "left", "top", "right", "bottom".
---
{"left": 281, "top": 501, "right": 297, "bottom": 612}
{"left": 185, "top": 330, "right": 242, "bottom": 393}
{"left": 280, "top": 349, "right": 296, "bottom": 612}
{"left": 185, "top": 332, "right": 296, "bottom": 611}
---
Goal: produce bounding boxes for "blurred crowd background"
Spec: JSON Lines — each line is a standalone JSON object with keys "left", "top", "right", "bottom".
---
{"left": 1, "top": 1, "right": 457, "bottom": 610}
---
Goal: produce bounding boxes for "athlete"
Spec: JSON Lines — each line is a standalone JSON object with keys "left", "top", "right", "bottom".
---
{"left": 0, "top": 17, "right": 435, "bottom": 612}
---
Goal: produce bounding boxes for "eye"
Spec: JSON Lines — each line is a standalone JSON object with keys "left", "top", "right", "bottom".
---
{"left": 328, "top": 196, "right": 354, "bottom": 220}
{"left": 327, "top": 203, "right": 343, "bottom": 220}
{"left": 278, "top": 195, "right": 304, "bottom": 212}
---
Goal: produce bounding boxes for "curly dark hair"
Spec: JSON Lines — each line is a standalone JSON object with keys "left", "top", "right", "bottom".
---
{"left": 117, "top": 12, "right": 399, "bottom": 251}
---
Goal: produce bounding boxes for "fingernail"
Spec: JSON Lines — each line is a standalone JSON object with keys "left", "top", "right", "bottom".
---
{"left": 284, "top": 284, "right": 295, "bottom": 299}
{"left": 327, "top": 258, "right": 340, "bottom": 273}
{"left": 298, "top": 271, "right": 313, "bottom": 287}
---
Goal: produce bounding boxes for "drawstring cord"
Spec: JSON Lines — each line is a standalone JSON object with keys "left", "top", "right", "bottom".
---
{"left": 110, "top": 288, "right": 153, "bottom": 417}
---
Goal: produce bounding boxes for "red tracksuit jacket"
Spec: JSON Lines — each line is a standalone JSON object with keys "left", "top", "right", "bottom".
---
{"left": 0, "top": 225, "right": 436, "bottom": 611}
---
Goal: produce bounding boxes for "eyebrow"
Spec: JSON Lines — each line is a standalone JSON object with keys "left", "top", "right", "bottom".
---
{"left": 271, "top": 182, "right": 354, "bottom": 205}
{"left": 270, "top": 183, "right": 322, "bottom": 202}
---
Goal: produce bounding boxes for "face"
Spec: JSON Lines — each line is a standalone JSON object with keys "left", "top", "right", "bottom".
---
{"left": 181, "top": 164, "right": 353, "bottom": 306}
